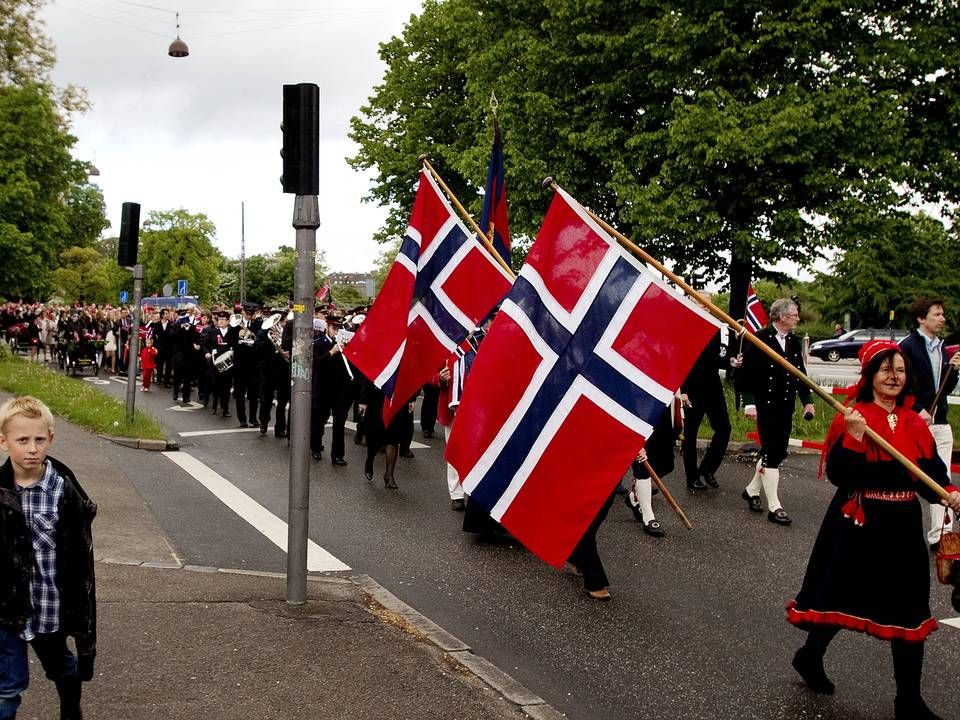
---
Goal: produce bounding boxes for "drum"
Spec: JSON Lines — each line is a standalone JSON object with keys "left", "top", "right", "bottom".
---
{"left": 213, "top": 349, "right": 234, "bottom": 373}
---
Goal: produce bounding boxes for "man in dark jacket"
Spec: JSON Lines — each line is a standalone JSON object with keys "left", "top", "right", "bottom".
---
{"left": 310, "top": 314, "right": 355, "bottom": 465}
{"left": 899, "top": 297, "right": 960, "bottom": 549}
{"left": 0, "top": 396, "right": 96, "bottom": 720}
{"left": 740, "top": 298, "right": 815, "bottom": 526}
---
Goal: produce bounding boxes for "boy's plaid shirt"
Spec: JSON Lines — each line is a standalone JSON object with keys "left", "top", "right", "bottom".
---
{"left": 16, "top": 460, "right": 64, "bottom": 640}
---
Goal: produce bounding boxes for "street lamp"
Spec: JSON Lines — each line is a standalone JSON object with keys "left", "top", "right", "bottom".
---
{"left": 168, "top": 12, "right": 189, "bottom": 58}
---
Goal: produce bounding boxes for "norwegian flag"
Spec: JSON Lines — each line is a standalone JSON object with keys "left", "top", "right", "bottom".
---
{"left": 479, "top": 118, "right": 510, "bottom": 265}
{"left": 345, "top": 169, "right": 513, "bottom": 425}
{"left": 446, "top": 187, "right": 721, "bottom": 567}
{"left": 744, "top": 284, "right": 768, "bottom": 333}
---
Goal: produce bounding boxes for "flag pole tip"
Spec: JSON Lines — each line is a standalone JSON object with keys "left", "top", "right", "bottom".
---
{"left": 541, "top": 176, "right": 554, "bottom": 189}
{"left": 417, "top": 154, "right": 429, "bottom": 162}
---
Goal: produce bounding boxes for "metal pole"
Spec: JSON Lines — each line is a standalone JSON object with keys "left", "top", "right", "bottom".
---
{"left": 286, "top": 194, "right": 319, "bottom": 604}
{"left": 240, "top": 201, "right": 246, "bottom": 304}
{"left": 125, "top": 264, "right": 143, "bottom": 424}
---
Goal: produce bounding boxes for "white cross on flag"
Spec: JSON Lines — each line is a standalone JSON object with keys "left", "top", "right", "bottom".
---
{"left": 345, "top": 169, "right": 513, "bottom": 424}
{"left": 446, "top": 186, "right": 721, "bottom": 567}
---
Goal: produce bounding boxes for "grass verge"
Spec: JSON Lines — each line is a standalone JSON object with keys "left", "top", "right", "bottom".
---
{"left": 0, "top": 352, "right": 167, "bottom": 441}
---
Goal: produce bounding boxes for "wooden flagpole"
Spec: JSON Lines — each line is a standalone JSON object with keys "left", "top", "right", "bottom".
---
{"left": 418, "top": 156, "right": 515, "bottom": 278}
{"left": 543, "top": 177, "right": 952, "bottom": 502}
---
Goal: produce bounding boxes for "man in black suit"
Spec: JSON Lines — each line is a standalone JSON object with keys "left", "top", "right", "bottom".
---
{"left": 310, "top": 313, "right": 355, "bottom": 465}
{"left": 680, "top": 292, "right": 737, "bottom": 492}
{"left": 150, "top": 308, "right": 174, "bottom": 386}
{"left": 899, "top": 297, "right": 960, "bottom": 549}
{"left": 740, "top": 297, "right": 815, "bottom": 525}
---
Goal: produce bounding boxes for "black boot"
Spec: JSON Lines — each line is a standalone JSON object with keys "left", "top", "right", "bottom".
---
{"left": 792, "top": 645, "right": 835, "bottom": 694}
{"left": 892, "top": 640, "right": 941, "bottom": 719}
{"left": 55, "top": 677, "right": 83, "bottom": 720}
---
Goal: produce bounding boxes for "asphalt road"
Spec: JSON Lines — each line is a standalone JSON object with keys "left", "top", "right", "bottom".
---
{"left": 85, "top": 371, "right": 960, "bottom": 720}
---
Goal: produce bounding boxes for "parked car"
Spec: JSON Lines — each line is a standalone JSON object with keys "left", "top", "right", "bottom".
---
{"left": 808, "top": 328, "right": 910, "bottom": 362}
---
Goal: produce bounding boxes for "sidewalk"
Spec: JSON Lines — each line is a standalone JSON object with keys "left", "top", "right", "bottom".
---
{"left": 11, "top": 406, "right": 559, "bottom": 720}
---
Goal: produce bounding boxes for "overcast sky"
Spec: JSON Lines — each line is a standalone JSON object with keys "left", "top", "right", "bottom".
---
{"left": 40, "top": 0, "right": 424, "bottom": 276}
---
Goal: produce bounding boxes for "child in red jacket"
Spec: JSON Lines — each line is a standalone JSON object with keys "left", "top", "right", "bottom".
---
{"left": 140, "top": 336, "right": 158, "bottom": 392}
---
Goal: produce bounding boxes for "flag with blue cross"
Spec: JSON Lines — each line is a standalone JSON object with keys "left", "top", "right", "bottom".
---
{"left": 446, "top": 186, "right": 721, "bottom": 567}
{"left": 345, "top": 169, "right": 513, "bottom": 425}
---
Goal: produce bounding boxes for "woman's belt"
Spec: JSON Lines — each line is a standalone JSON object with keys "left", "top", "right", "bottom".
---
{"left": 863, "top": 489, "right": 916, "bottom": 502}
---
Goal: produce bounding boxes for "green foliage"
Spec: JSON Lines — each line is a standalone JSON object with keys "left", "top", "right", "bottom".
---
{"left": 331, "top": 284, "right": 367, "bottom": 309}
{"left": 51, "top": 246, "right": 115, "bottom": 305}
{"left": 138, "top": 209, "right": 222, "bottom": 303}
{"left": 817, "top": 212, "right": 960, "bottom": 333}
{"left": 0, "top": 355, "right": 167, "bottom": 440}
{"left": 220, "top": 247, "right": 328, "bottom": 308}
{"left": 351, "top": 0, "right": 958, "bottom": 304}
{"left": 0, "top": 82, "right": 91, "bottom": 298}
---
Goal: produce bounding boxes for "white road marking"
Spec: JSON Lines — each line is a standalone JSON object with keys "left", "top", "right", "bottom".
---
{"left": 169, "top": 401, "right": 204, "bottom": 412}
{"left": 180, "top": 426, "right": 269, "bottom": 437}
{"left": 941, "top": 617, "right": 960, "bottom": 629}
{"left": 161, "top": 450, "right": 350, "bottom": 572}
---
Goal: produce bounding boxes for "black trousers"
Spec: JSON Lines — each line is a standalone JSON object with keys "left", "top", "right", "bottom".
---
{"left": 155, "top": 349, "right": 172, "bottom": 385}
{"left": 420, "top": 384, "right": 440, "bottom": 433}
{"left": 568, "top": 490, "right": 617, "bottom": 592}
{"left": 172, "top": 355, "right": 194, "bottom": 402}
{"left": 682, "top": 380, "right": 731, "bottom": 482}
{"left": 756, "top": 401, "right": 795, "bottom": 468}
{"left": 233, "top": 367, "right": 259, "bottom": 424}
{"left": 259, "top": 371, "right": 290, "bottom": 435}
{"left": 311, "top": 396, "right": 350, "bottom": 459}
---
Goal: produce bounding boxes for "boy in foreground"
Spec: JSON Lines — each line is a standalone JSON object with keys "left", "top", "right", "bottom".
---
{"left": 0, "top": 396, "right": 97, "bottom": 720}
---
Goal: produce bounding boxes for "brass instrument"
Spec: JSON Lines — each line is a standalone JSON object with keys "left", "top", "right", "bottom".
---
{"left": 261, "top": 312, "right": 286, "bottom": 358}
{"left": 229, "top": 313, "right": 255, "bottom": 345}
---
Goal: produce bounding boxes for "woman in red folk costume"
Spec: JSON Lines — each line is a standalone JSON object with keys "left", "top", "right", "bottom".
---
{"left": 786, "top": 340, "right": 960, "bottom": 720}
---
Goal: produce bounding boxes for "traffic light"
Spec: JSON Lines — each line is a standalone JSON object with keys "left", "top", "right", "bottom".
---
{"left": 118, "top": 202, "right": 141, "bottom": 267}
{"left": 281, "top": 83, "right": 319, "bottom": 195}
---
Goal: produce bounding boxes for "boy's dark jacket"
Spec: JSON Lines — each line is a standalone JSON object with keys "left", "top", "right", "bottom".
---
{"left": 0, "top": 455, "right": 97, "bottom": 666}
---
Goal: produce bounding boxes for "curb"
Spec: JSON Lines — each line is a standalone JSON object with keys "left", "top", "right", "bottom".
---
{"left": 98, "top": 434, "right": 179, "bottom": 451}
{"left": 352, "top": 573, "right": 563, "bottom": 719}
{"left": 100, "top": 559, "right": 563, "bottom": 719}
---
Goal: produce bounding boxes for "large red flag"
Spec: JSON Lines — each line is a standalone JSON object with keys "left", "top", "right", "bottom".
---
{"left": 345, "top": 169, "right": 513, "bottom": 425}
{"left": 446, "top": 186, "right": 720, "bottom": 567}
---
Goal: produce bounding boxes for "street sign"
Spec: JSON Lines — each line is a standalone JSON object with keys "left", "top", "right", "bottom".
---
{"left": 120, "top": 291, "right": 129, "bottom": 303}
{"left": 177, "top": 279, "right": 188, "bottom": 296}
{"left": 163, "top": 283, "right": 174, "bottom": 296}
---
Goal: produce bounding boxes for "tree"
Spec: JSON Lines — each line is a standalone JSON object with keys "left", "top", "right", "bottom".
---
{"left": 350, "top": 0, "right": 958, "bottom": 322}
{"left": 138, "top": 209, "right": 222, "bottom": 303}
{"left": 51, "top": 246, "right": 113, "bottom": 304}
{"left": 0, "top": 1, "right": 102, "bottom": 299}
{"left": 220, "top": 247, "right": 328, "bottom": 308}
{"left": 817, "top": 212, "right": 960, "bottom": 333}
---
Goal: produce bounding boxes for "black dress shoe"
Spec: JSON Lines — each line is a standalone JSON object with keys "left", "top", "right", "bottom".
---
{"left": 311, "top": 452, "right": 322, "bottom": 461}
{"left": 742, "top": 489, "right": 763, "bottom": 513}
{"left": 792, "top": 647, "right": 835, "bottom": 695}
{"left": 768, "top": 508, "right": 792, "bottom": 525}
{"left": 643, "top": 519, "right": 665, "bottom": 537}
{"left": 364, "top": 459, "right": 374, "bottom": 481}
{"left": 259, "top": 426, "right": 268, "bottom": 436}
{"left": 687, "top": 477, "right": 708, "bottom": 492}
{"left": 623, "top": 494, "right": 644, "bottom": 524}
{"left": 451, "top": 498, "right": 465, "bottom": 511}
{"left": 275, "top": 431, "right": 288, "bottom": 439}
{"left": 332, "top": 457, "right": 347, "bottom": 466}
{"left": 702, "top": 472, "right": 719, "bottom": 488}
{"left": 423, "top": 429, "right": 434, "bottom": 439}
{"left": 400, "top": 449, "right": 415, "bottom": 458}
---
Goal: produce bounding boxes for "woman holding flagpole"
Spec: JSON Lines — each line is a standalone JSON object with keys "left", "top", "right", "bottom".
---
{"left": 786, "top": 339, "right": 960, "bottom": 720}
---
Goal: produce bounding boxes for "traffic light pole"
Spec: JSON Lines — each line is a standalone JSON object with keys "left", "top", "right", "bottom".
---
{"left": 124, "top": 264, "right": 143, "bottom": 424}
{"left": 286, "top": 195, "right": 319, "bottom": 605}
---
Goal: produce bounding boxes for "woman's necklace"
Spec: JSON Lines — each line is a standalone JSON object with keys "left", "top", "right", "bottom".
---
{"left": 874, "top": 400, "right": 897, "bottom": 433}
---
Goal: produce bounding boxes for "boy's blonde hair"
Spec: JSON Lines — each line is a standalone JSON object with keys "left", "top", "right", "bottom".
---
{"left": 0, "top": 396, "right": 55, "bottom": 435}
